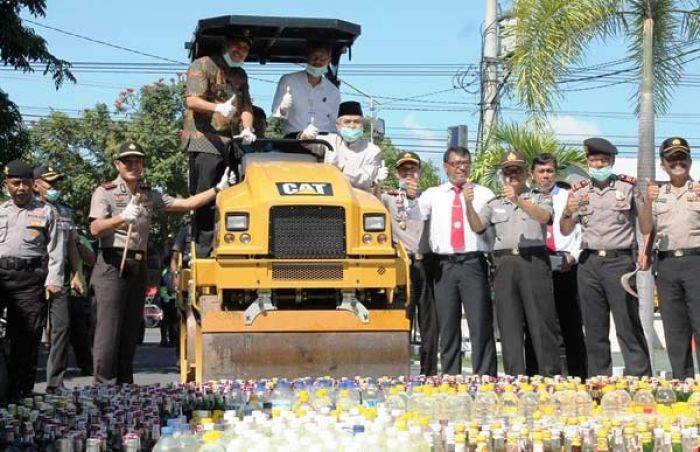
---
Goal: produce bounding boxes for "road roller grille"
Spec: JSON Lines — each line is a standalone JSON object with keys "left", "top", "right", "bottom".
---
{"left": 271, "top": 262, "right": 344, "bottom": 280}
{"left": 269, "top": 205, "right": 346, "bottom": 259}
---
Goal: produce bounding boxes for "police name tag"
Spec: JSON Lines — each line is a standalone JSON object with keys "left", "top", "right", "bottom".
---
{"left": 276, "top": 182, "right": 333, "bottom": 196}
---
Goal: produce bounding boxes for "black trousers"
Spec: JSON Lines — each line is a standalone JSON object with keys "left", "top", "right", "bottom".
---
{"left": 406, "top": 256, "right": 438, "bottom": 376}
{"left": 189, "top": 152, "right": 225, "bottom": 257}
{"left": 91, "top": 252, "right": 146, "bottom": 385}
{"left": 0, "top": 267, "right": 47, "bottom": 399}
{"left": 524, "top": 266, "right": 587, "bottom": 378}
{"left": 160, "top": 301, "right": 178, "bottom": 346}
{"left": 494, "top": 252, "right": 562, "bottom": 377}
{"left": 578, "top": 253, "right": 651, "bottom": 377}
{"left": 656, "top": 255, "right": 700, "bottom": 379}
{"left": 68, "top": 294, "right": 93, "bottom": 374}
{"left": 433, "top": 255, "right": 497, "bottom": 376}
{"left": 46, "top": 286, "right": 70, "bottom": 390}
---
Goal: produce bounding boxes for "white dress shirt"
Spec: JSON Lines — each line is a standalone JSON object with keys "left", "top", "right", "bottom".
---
{"left": 320, "top": 134, "right": 382, "bottom": 192}
{"left": 547, "top": 184, "right": 582, "bottom": 261}
{"left": 271, "top": 70, "right": 341, "bottom": 135}
{"left": 418, "top": 182, "right": 495, "bottom": 254}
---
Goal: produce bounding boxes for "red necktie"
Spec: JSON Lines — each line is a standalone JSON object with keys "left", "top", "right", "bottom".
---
{"left": 451, "top": 186, "right": 465, "bottom": 252}
{"left": 546, "top": 223, "right": 556, "bottom": 255}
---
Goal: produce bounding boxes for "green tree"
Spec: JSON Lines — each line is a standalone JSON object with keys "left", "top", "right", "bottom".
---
{"left": 506, "top": 0, "right": 700, "bottom": 188}
{"left": 471, "top": 123, "right": 587, "bottom": 191}
{"left": 0, "top": 0, "right": 75, "bottom": 164}
{"left": 29, "top": 80, "right": 187, "bottom": 246}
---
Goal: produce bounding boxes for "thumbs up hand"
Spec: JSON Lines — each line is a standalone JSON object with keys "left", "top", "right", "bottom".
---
{"left": 300, "top": 116, "right": 319, "bottom": 140}
{"left": 463, "top": 181, "right": 475, "bottom": 203}
{"left": 279, "top": 85, "right": 293, "bottom": 116}
{"left": 375, "top": 160, "right": 389, "bottom": 184}
{"left": 646, "top": 178, "right": 660, "bottom": 202}
{"left": 214, "top": 93, "right": 237, "bottom": 118}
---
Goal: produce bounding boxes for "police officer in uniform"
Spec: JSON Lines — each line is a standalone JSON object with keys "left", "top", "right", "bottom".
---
{"left": 182, "top": 32, "right": 255, "bottom": 256}
{"left": 89, "top": 141, "right": 236, "bottom": 384}
{"left": 380, "top": 152, "right": 438, "bottom": 375}
{"left": 466, "top": 151, "right": 562, "bottom": 376}
{"left": 561, "top": 138, "right": 652, "bottom": 377}
{"left": 639, "top": 137, "right": 700, "bottom": 378}
{"left": 32, "top": 165, "right": 88, "bottom": 391}
{"left": 0, "top": 160, "right": 63, "bottom": 399}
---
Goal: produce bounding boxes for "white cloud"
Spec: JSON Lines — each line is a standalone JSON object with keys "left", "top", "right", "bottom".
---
{"left": 547, "top": 115, "right": 601, "bottom": 141}
{"left": 401, "top": 114, "right": 442, "bottom": 143}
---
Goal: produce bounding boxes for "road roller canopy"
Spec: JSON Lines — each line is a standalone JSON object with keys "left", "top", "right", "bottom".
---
{"left": 185, "top": 15, "right": 361, "bottom": 65}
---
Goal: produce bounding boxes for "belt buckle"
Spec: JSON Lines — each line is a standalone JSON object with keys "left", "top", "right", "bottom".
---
{"left": 674, "top": 249, "right": 684, "bottom": 257}
{"left": 511, "top": 248, "right": 520, "bottom": 256}
{"left": 597, "top": 250, "right": 607, "bottom": 257}
{"left": 134, "top": 252, "right": 144, "bottom": 261}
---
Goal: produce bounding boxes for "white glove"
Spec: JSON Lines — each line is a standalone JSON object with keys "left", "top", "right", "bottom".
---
{"left": 216, "top": 167, "right": 237, "bottom": 191}
{"left": 300, "top": 117, "right": 319, "bottom": 140}
{"left": 375, "top": 160, "right": 389, "bottom": 184}
{"left": 235, "top": 127, "right": 257, "bottom": 145}
{"left": 279, "top": 86, "right": 293, "bottom": 116}
{"left": 120, "top": 200, "right": 140, "bottom": 225}
{"left": 326, "top": 151, "right": 340, "bottom": 167}
{"left": 214, "top": 94, "right": 237, "bottom": 118}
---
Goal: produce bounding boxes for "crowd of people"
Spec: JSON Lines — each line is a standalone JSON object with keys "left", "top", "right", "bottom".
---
{"left": 0, "top": 31, "right": 697, "bottom": 403}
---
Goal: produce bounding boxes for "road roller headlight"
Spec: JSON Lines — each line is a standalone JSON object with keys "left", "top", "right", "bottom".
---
{"left": 226, "top": 212, "right": 249, "bottom": 231}
{"left": 363, "top": 214, "right": 385, "bottom": 232}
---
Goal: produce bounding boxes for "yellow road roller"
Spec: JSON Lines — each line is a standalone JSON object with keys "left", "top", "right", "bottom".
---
{"left": 178, "top": 15, "right": 411, "bottom": 382}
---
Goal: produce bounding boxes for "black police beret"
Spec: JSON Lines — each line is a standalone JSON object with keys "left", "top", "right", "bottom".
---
{"left": 33, "top": 165, "right": 63, "bottom": 182}
{"left": 4, "top": 160, "right": 34, "bottom": 179}
{"left": 583, "top": 138, "right": 618, "bottom": 156}
{"left": 117, "top": 141, "right": 145, "bottom": 160}
{"left": 659, "top": 137, "right": 690, "bottom": 157}
{"left": 338, "top": 101, "right": 363, "bottom": 117}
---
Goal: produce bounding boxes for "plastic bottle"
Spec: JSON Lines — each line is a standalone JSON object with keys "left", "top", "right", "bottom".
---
{"left": 270, "top": 380, "right": 295, "bottom": 415}
{"left": 198, "top": 430, "right": 225, "bottom": 451}
{"left": 362, "top": 379, "right": 385, "bottom": 409}
{"left": 152, "top": 426, "right": 178, "bottom": 452}
{"left": 473, "top": 386, "right": 498, "bottom": 424}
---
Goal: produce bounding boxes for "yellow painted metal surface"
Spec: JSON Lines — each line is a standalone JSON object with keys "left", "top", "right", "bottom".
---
{"left": 201, "top": 309, "right": 410, "bottom": 333}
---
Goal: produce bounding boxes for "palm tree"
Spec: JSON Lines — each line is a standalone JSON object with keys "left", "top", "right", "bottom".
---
{"left": 472, "top": 122, "right": 587, "bottom": 191}
{"left": 506, "top": 0, "right": 699, "bottom": 186}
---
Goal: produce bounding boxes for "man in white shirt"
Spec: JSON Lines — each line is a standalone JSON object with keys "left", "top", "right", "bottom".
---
{"left": 271, "top": 41, "right": 341, "bottom": 137}
{"left": 528, "top": 153, "right": 587, "bottom": 378}
{"left": 304, "top": 101, "right": 386, "bottom": 192}
{"left": 417, "top": 146, "right": 497, "bottom": 375}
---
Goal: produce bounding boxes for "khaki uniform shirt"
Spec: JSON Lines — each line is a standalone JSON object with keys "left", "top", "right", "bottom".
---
{"left": 569, "top": 175, "right": 640, "bottom": 250}
{"left": 380, "top": 190, "right": 428, "bottom": 255}
{"left": 89, "top": 176, "right": 176, "bottom": 252}
{"left": 478, "top": 189, "right": 553, "bottom": 250}
{"left": 0, "top": 197, "right": 64, "bottom": 286}
{"left": 652, "top": 180, "right": 700, "bottom": 251}
{"left": 181, "top": 55, "right": 253, "bottom": 155}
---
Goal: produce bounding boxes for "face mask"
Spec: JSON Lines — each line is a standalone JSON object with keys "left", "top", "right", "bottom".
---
{"left": 45, "top": 189, "right": 61, "bottom": 203}
{"left": 305, "top": 64, "right": 327, "bottom": 78}
{"left": 340, "top": 127, "right": 363, "bottom": 143}
{"left": 223, "top": 52, "right": 243, "bottom": 68}
{"left": 589, "top": 165, "right": 614, "bottom": 181}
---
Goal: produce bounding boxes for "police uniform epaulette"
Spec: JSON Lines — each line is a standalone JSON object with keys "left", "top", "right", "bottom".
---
{"left": 618, "top": 174, "right": 636, "bottom": 185}
{"left": 101, "top": 181, "right": 117, "bottom": 190}
{"left": 571, "top": 180, "right": 589, "bottom": 192}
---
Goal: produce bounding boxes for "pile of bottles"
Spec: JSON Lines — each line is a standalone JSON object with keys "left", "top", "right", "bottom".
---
{"left": 3, "top": 375, "right": 700, "bottom": 450}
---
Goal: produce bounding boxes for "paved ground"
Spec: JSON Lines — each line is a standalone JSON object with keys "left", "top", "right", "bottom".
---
{"left": 30, "top": 319, "right": 676, "bottom": 392}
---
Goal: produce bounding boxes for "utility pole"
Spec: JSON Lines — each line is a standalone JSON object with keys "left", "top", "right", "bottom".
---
{"left": 481, "top": 0, "right": 499, "bottom": 151}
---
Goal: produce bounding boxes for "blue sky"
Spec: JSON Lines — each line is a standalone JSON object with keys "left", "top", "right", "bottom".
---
{"left": 4, "top": 0, "right": 700, "bottom": 171}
